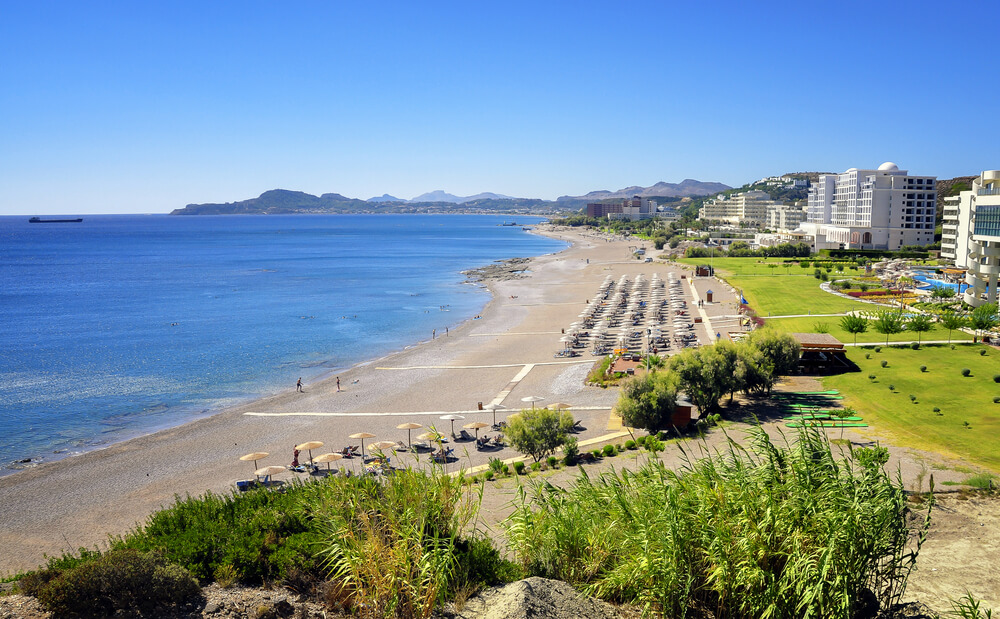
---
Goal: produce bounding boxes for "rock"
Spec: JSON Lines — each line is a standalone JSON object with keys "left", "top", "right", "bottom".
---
{"left": 203, "top": 601, "right": 221, "bottom": 614}
{"left": 451, "top": 577, "right": 637, "bottom": 619}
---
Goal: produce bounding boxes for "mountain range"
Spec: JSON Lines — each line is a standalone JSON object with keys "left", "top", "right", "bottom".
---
{"left": 170, "top": 180, "right": 731, "bottom": 216}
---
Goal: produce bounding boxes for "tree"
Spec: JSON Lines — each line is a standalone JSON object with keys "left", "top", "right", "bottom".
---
{"left": 939, "top": 311, "right": 968, "bottom": 343}
{"left": 504, "top": 408, "right": 574, "bottom": 462}
{"left": 840, "top": 313, "right": 869, "bottom": 346}
{"left": 906, "top": 314, "right": 933, "bottom": 344}
{"left": 616, "top": 372, "right": 679, "bottom": 433}
{"left": 744, "top": 329, "right": 800, "bottom": 394}
{"left": 969, "top": 303, "right": 999, "bottom": 341}
{"left": 872, "top": 310, "right": 905, "bottom": 345}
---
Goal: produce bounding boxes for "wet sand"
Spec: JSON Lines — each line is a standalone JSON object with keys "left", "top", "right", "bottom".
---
{"left": 0, "top": 225, "right": 741, "bottom": 575}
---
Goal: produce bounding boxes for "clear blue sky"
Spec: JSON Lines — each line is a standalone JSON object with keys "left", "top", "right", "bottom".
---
{"left": 2, "top": 1, "right": 997, "bottom": 214}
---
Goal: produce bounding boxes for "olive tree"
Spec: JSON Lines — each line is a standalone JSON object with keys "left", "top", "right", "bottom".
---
{"left": 505, "top": 408, "right": 574, "bottom": 463}
{"left": 616, "top": 371, "right": 679, "bottom": 434}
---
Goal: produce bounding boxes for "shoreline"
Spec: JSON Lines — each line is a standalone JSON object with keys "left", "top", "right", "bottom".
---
{"left": 3, "top": 223, "right": 664, "bottom": 574}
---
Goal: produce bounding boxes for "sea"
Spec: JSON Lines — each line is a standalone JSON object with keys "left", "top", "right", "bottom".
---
{"left": 0, "top": 214, "right": 567, "bottom": 474}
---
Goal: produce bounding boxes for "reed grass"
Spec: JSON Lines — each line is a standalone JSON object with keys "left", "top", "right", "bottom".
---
{"left": 504, "top": 426, "right": 931, "bottom": 619}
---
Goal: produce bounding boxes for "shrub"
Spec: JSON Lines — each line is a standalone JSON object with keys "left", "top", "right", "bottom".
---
{"left": 513, "top": 461, "right": 526, "bottom": 475}
{"left": 962, "top": 368, "right": 971, "bottom": 377}
{"left": 591, "top": 450, "right": 603, "bottom": 460}
{"left": 911, "top": 342, "right": 920, "bottom": 350}
{"left": 602, "top": 444, "right": 617, "bottom": 457}
{"left": 994, "top": 397, "right": 1000, "bottom": 404}
{"left": 865, "top": 353, "right": 871, "bottom": 359}
{"left": 951, "top": 344, "right": 956, "bottom": 350}
{"left": 501, "top": 464, "right": 510, "bottom": 475}
{"left": 624, "top": 439, "right": 637, "bottom": 450}
{"left": 920, "top": 365, "right": 927, "bottom": 372}
{"left": 933, "top": 407, "right": 941, "bottom": 415}
{"left": 875, "top": 346, "right": 881, "bottom": 353}
{"left": 25, "top": 549, "right": 200, "bottom": 616}
{"left": 530, "top": 462, "right": 541, "bottom": 472}
{"left": 561, "top": 436, "right": 579, "bottom": 466}
{"left": 980, "top": 349, "right": 987, "bottom": 356}
{"left": 909, "top": 395, "right": 916, "bottom": 403}
{"left": 488, "top": 458, "right": 504, "bottom": 474}
{"left": 813, "top": 322, "right": 830, "bottom": 334}
{"left": 546, "top": 456, "right": 558, "bottom": 469}
{"left": 483, "top": 470, "right": 494, "bottom": 481}
{"left": 994, "top": 374, "right": 1000, "bottom": 383}
{"left": 888, "top": 384, "right": 895, "bottom": 391}
{"left": 880, "top": 360, "right": 888, "bottom": 368}
{"left": 214, "top": 564, "right": 238, "bottom": 589}
{"left": 868, "top": 374, "right": 876, "bottom": 381}
{"left": 505, "top": 408, "right": 574, "bottom": 462}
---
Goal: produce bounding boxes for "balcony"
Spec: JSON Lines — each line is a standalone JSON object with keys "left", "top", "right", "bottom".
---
{"left": 978, "top": 187, "right": 1000, "bottom": 196}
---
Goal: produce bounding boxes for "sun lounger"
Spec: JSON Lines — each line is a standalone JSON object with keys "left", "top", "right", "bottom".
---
{"left": 459, "top": 429, "right": 475, "bottom": 441}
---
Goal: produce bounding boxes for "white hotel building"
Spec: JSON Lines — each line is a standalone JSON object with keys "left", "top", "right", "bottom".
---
{"left": 941, "top": 170, "right": 1000, "bottom": 307}
{"left": 799, "top": 162, "right": 936, "bottom": 250}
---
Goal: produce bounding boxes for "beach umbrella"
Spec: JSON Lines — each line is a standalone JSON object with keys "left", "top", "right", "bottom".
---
{"left": 396, "top": 422, "right": 423, "bottom": 446}
{"left": 521, "top": 395, "right": 545, "bottom": 409}
{"left": 255, "top": 465, "right": 286, "bottom": 484}
{"left": 295, "top": 441, "right": 324, "bottom": 462}
{"left": 483, "top": 403, "right": 506, "bottom": 425}
{"left": 349, "top": 431, "right": 376, "bottom": 456}
{"left": 547, "top": 402, "right": 572, "bottom": 411}
{"left": 417, "top": 430, "right": 444, "bottom": 449}
{"left": 463, "top": 421, "right": 490, "bottom": 440}
{"left": 239, "top": 452, "right": 269, "bottom": 473}
{"left": 311, "top": 452, "right": 343, "bottom": 472}
{"left": 370, "top": 440, "right": 397, "bottom": 452}
{"left": 439, "top": 414, "right": 466, "bottom": 437}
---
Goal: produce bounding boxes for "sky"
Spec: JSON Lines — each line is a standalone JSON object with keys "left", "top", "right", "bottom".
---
{"left": 2, "top": 1, "right": 998, "bottom": 215}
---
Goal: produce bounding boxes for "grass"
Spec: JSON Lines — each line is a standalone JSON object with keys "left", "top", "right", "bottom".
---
{"left": 765, "top": 316, "right": 975, "bottom": 344}
{"left": 822, "top": 344, "right": 1000, "bottom": 472}
{"left": 678, "top": 257, "right": 870, "bottom": 316}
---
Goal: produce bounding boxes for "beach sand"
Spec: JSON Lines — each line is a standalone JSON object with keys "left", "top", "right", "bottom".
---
{"left": 0, "top": 226, "right": 739, "bottom": 575}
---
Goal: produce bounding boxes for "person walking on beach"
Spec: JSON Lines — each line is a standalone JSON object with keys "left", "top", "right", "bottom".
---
{"left": 336, "top": 377, "right": 341, "bottom": 392}
{"left": 296, "top": 377, "right": 303, "bottom": 392}
{"left": 432, "top": 329, "right": 436, "bottom": 339}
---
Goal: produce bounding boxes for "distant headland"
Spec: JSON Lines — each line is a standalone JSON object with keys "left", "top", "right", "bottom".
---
{"left": 169, "top": 180, "right": 731, "bottom": 216}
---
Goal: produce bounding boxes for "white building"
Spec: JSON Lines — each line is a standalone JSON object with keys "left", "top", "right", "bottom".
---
{"left": 798, "top": 162, "right": 936, "bottom": 250}
{"left": 941, "top": 170, "right": 1000, "bottom": 307}
{"left": 698, "top": 190, "right": 777, "bottom": 226}
{"left": 765, "top": 204, "right": 807, "bottom": 232}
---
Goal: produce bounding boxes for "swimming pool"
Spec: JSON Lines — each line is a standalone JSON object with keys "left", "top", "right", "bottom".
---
{"left": 912, "top": 273, "right": 969, "bottom": 293}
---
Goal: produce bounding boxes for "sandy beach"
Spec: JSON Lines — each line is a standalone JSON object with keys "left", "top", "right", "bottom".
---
{"left": 0, "top": 226, "right": 740, "bottom": 575}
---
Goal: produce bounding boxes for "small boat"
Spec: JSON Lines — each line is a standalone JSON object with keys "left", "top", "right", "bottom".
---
{"left": 29, "top": 217, "right": 83, "bottom": 223}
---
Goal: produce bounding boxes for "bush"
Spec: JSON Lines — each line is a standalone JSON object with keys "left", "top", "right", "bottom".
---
{"left": 994, "top": 374, "right": 1000, "bottom": 383}
{"left": 951, "top": 344, "right": 956, "bottom": 350}
{"left": 561, "top": 436, "right": 579, "bottom": 466}
{"left": 920, "top": 365, "right": 927, "bottom": 372}
{"left": 980, "top": 349, "right": 987, "bottom": 356}
{"left": 513, "top": 461, "right": 526, "bottom": 475}
{"left": 546, "top": 456, "right": 558, "bottom": 469}
{"left": 933, "top": 407, "right": 941, "bottom": 415}
{"left": 530, "top": 462, "right": 541, "bottom": 472}
{"left": 868, "top": 374, "right": 876, "bottom": 381}
{"left": 962, "top": 368, "right": 971, "bottom": 377}
{"left": 994, "top": 397, "right": 1000, "bottom": 404}
{"left": 880, "top": 360, "right": 888, "bottom": 368}
{"left": 488, "top": 458, "right": 504, "bottom": 474}
{"left": 875, "top": 346, "right": 882, "bottom": 353}
{"left": 624, "top": 439, "right": 637, "bottom": 450}
{"left": 501, "top": 464, "right": 510, "bottom": 475}
{"left": 591, "top": 450, "right": 602, "bottom": 460}
{"left": 865, "top": 353, "right": 871, "bottom": 359}
{"left": 483, "top": 470, "right": 494, "bottom": 481}
{"left": 24, "top": 549, "right": 200, "bottom": 616}
{"left": 505, "top": 408, "right": 574, "bottom": 463}
{"left": 602, "top": 444, "right": 617, "bottom": 457}
{"left": 911, "top": 342, "right": 920, "bottom": 350}
{"left": 909, "top": 395, "right": 916, "bottom": 403}
{"left": 888, "top": 384, "right": 895, "bottom": 391}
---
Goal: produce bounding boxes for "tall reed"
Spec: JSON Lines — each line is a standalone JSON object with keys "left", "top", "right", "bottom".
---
{"left": 504, "top": 426, "right": 932, "bottom": 619}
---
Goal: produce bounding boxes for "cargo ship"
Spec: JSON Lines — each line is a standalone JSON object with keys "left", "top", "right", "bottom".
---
{"left": 29, "top": 217, "right": 83, "bottom": 223}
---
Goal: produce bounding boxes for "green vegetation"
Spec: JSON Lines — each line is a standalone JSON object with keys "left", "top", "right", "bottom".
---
{"left": 505, "top": 408, "right": 575, "bottom": 463}
{"left": 766, "top": 316, "right": 975, "bottom": 344}
{"left": 18, "top": 549, "right": 201, "bottom": 616}
{"left": 824, "top": 345, "right": 1000, "bottom": 471}
{"left": 504, "top": 426, "right": 931, "bottom": 619}
{"left": 616, "top": 372, "right": 679, "bottom": 433}
{"left": 678, "top": 257, "right": 869, "bottom": 315}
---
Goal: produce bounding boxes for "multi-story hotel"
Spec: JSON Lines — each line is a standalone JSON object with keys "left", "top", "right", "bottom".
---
{"left": 799, "top": 162, "right": 936, "bottom": 250}
{"left": 698, "top": 190, "right": 777, "bottom": 227}
{"left": 765, "top": 204, "right": 807, "bottom": 232}
{"left": 941, "top": 170, "right": 1000, "bottom": 307}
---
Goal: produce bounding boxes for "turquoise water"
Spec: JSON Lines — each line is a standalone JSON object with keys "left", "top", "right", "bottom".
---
{"left": 912, "top": 273, "right": 970, "bottom": 293}
{"left": 0, "top": 214, "right": 566, "bottom": 473}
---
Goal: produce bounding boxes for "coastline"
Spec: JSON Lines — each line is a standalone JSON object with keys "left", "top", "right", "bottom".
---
{"left": 0, "top": 223, "right": 643, "bottom": 574}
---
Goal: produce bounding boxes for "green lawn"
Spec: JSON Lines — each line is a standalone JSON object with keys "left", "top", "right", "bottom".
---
{"left": 677, "top": 257, "right": 869, "bottom": 316}
{"left": 765, "top": 316, "right": 975, "bottom": 344}
{"left": 821, "top": 344, "right": 1000, "bottom": 472}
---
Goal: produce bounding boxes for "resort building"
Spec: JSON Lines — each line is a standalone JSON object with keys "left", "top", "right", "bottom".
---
{"left": 765, "top": 204, "right": 807, "bottom": 232}
{"left": 587, "top": 197, "right": 656, "bottom": 221}
{"left": 798, "top": 162, "right": 936, "bottom": 250}
{"left": 698, "top": 190, "right": 778, "bottom": 227}
{"left": 941, "top": 170, "right": 1000, "bottom": 307}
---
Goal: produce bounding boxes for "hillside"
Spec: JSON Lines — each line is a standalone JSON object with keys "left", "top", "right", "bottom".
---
{"left": 556, "top": 179, "right": 730, "bottom": 202}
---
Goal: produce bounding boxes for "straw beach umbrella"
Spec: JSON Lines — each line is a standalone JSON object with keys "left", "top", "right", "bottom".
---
{"left": 349, "top": 432, "right": 376, "bottom": 456}
{"left": 417, "top": 430, "right": 444, "bottom": 450}
{"left": 311, "top": 452, "right": 343, "bottom": 472}
{"left": 239, "top": 452, "right": 269, "bottom": 474}
{"left": 255, "top": 465, "right": 286, "bottom": 484}
{"left": 547, "top": 402, "right": 572, "bottom": 411}
{"left": 396, "top": 422, "right": 423, "bottom": 447}
{"left": 463, "top": 421, "right": 489, "bottom": 440}
{"left": 295, "top": 441, "right": 324, "bottom": 463}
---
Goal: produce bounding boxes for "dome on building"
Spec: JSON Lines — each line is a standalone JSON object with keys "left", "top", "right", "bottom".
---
{"left": 878, "top": 161, "right": 899, "bottom": 171}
